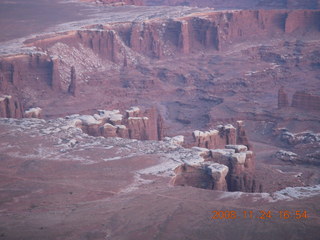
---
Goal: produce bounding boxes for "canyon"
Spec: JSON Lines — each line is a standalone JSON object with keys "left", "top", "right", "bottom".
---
{"left": 0, "top": 0, "right": 319, "bottom": 239}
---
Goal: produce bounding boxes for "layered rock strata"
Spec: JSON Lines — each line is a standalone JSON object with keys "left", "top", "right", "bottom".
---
{"left": 192, "top": 124, "right": 236, "bottom": 149}
{"left": 291, "top": 91, "right": 320, "bottom": 111}
{"left": 68, "top": 106, "right": 164, "bottom": 141}
{"left": 172, "top": 144, "right": 258, "bottom": 192}
{"left": 192, "top": 122, "right": 251, "bottom": 150}
{"left": 171, "top": 162, "right": 228, "bottom": 191}
{"left": 1, "top": 10, "right": 319, "bottom": 102}
{"left": 0, "top": 95, "right": 23, "bottom": 118}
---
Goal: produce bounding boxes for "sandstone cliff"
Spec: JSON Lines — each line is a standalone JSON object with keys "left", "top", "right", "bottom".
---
{"left": 172, "top": 144, "right": 258, "bottom": 192}
{"left": 171, "top": 162, "right": 228, "bottom": 191}
{"left": 192, "top": 124, "right": 237, "bottom": 149}
{"left": 70, "top": 106, "right": 163, "bottom": 141}
{"left": 192, "top": 122, "right": 251, "bottom": 150}
{"left": 291, "top": 91, "right": 320, "bottom": 111}
{"left": 0, "top": 95, "right": 24, "bottom": 118}
{"left": 1, "top": 9, "right": 319, "bottom": 102}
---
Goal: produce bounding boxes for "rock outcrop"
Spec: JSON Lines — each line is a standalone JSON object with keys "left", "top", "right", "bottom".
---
{"left": 275, "top": 149, "right": 320, "bottom": 166}
{"left": 192, "top": 122, "right": 251, "bottom": 150}
{"left": 1, "top": 9, "right": 319, "bottom": 101}
{"left": 171, "top": 162, "right": 228, "bottom": 191}
{"left": 24, "top": 107, "right": 42, "bottom": 119}
{"left": 208, "top": 146, "right": 256, "bottom": 192}
{"left": 172, "top": 144, "right": 257, "bottom": 192}
{"left": 68, "top": 66, "right": 77, "bottom": 96}
{"left": 0, "top": 54, "right": 58, "bottom": 93}
{"left": 278, "top": 86, "right": 289, "bottom": 108}
{"left": 69, "top": 106, "right": 164, "bottom": 141}
{"left": 0, "top": 95, "right": 24, "bottom": 118}
{"left": 291, "top": 91, "right": 320, "bottom": 111}
{"left": 236, "top": 121, "right": 252, "bottom": 150}
{"left": 192, "top": 124, "right": 236, "bottom": 149}
{"left": 275, "top": 128, "right": 320, "bottom": 146}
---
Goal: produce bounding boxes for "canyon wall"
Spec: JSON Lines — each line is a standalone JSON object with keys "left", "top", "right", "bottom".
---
{"left": 291, "top": 91, "right": 320, "bottom": 111}
{"left": 0, "top": 54, "right": 57, "bottom": 93}
{"left": 0, "top": 9, "right": 319, "bottom": 111}
{"left": 277, "top": 88, "right": 320, "bottom": 111}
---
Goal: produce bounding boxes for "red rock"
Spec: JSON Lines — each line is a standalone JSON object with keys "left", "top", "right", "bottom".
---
{"left": 291, "top": 91, "right": 320, "bottom": 111}
{"left": 24, "top": 107, "right": 42, "bottom": 119}
{"left": 278, "top": 86, "right": 289, "bottom": 108}
{"left": 0, "top": 95, "right": 24, "bottom": 118}
{"left": 236, "top": 121, "right": 252, "bottom": 150}
{"left": 171, "top": 162, "right": 228, "bottom": 190}
{"left": 192, "top": 124, "right": 237, "bottom": 149}
{"left": 68, "top": 66, "right": 77, "bottom": 96}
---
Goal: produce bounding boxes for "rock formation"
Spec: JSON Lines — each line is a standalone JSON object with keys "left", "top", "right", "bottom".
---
{"left": 172, "top": 144, "right": 257, "bottom": 192}
{"left": 24, "top": 107, "right": 42, "bottom": 119}
{"left": 70, "top": 107, "right": 163, "bottom": 141}
{"left": 275, "top": 149, "right": 320, "bottom": 166}
{"left": 0, "top": 95, "right": 24, "bottom": 118}
{"left": 275, "top": 128, "right": 320, "bottom": 146}
{"left": 236, "top": 121, "right": 252, "bottom": 150}
{"left": 68, "top": 66, "right": 77, "bottom": 96}
{"left": 192, "top": 124, "right": 236, "bottom": 149}
{"left": 278, "top": 86, "right": 289, "bottom": 108}
{"left": 0, "top": 9, "right": 319, "bottom": 104}
{"left": 291, "top": 91, "right": 320, "bottom": 111}
{"left": 209, "top": 146, "right": 256, "bottom": 192}
{"left": 192, "top": 122, "right": 252, "bottom": 150}
{"left": 171, "top": 162, "right": 228, "bottom": 191}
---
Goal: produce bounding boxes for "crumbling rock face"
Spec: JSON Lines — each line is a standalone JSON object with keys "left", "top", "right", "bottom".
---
{"left": 192, "top": 122, "right": 251, "bottom": 150}
{"left": 285, "top": 10, "right": 320, "bottom": 34}
{"left": 172, "top": 144, "right": 258, "bottom": 192}
{"left": 0, "top": 95, "right": 24, "bottom": 118}
{"left": 291, "top": 91, "right": 320, "bottom": 111}
{"left": 208, "top": 146, "right": 257, "bottom": 192}
{"left": 192, "top": 124, "right": 236, "bottom": 149}
{"left": 70, "top": 106, "right": 163, "bottom": 141}
{"left": 171, "top": 162, "right": 228, "bottom": 190}
{"left": 0, "top": 54, "right": 58, "bottom": 92}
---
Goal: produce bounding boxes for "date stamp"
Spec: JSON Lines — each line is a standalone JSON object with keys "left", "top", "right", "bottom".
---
{"left": 211, "top": 210, "right": 308, "bottom": 220}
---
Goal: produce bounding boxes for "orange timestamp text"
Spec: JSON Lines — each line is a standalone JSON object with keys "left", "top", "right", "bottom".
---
{"left": 211, "top": 210, "right": 308, "bottom": 220}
